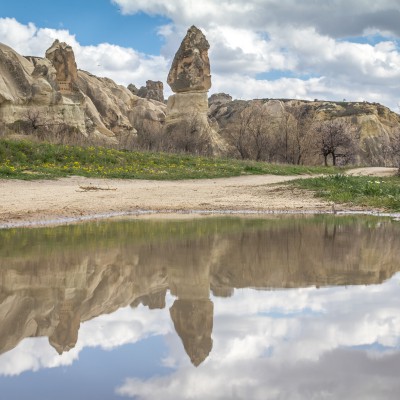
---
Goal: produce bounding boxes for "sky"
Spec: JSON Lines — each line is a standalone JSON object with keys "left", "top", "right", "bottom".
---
{"left": 0, "top": 0, "right": 400, "bottom": 111}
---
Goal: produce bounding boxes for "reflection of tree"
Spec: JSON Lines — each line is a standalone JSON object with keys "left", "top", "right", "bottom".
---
{"left": 0, "top": 217, "right": 400, "bottom": 365}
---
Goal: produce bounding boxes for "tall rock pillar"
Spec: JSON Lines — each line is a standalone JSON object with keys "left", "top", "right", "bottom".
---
{"left": 164, "top": 26, "right": 224, "bottom": 154}
{"left": 45, "top": 39, "right": 79, "bottom": 94}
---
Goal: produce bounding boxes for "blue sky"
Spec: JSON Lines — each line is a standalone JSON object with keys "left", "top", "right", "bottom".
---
{"left": 0, "top": 0, "right": 399, "bottom": 110}
{"left": 0, "top": 0, "right": 168, "bottom": 53}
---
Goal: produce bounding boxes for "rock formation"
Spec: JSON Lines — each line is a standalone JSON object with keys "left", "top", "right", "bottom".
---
{"left": 209, "top": 96, "right": 400, "bottom": 165}
{"left": 164, "top": 26, "right": 226, "bottom": 155}
{"left": 167, "top": 26, "right": 211, "bottom": 93}
{"left": 168, "top": 244, "right": 214, "bottom": 366}
{"left": 1, "top": 37, "right": 400, "bottom": 163}
{"left": 127, "top": 83, "right": 139, "bottom": 95}
{"left": 0, "top": 40, "right": 166, "bottom": 145}
{"left": 136, "top": 80, "right": 164, "bottom": 103}
{"left": 45, "top": 39, "right": 78, "bottom": 93}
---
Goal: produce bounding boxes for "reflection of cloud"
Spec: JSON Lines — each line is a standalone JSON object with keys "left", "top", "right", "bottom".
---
{"left": 118, "top": 349, "right": 400, "bottom": 399}
{"left": 1, "top": 267, "right": 400, "bottom": 397}
{"left": 0, "top": 337, "right": 80, "bottom": 376}
{"left": 117, "top": 274, "right": 400, "bottom": 399}
{"left": 0, "top": 303, "right": 173, "bottom": 376}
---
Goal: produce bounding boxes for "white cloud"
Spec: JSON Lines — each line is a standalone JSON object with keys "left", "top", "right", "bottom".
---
{"left": 113, "top": 0, "right": 400, "bottom": 38}
{"left": 0, "top": 17, "right": 169, "bottom": 89}
{"left": 113, "top": 0, "right": 400, "bottom": 110}
{"left": 2, "top": 1, "right": 400, "bottom": 110}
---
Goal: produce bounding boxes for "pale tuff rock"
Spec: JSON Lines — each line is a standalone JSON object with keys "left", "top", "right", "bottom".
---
{"left": 45, "top": 40, "right": 78, "bottom": 93}
{"left": 127, "top": 83, "right": 139, "bottom": 95}
{"left": 0, "top": 43, "right": 34, "bottom": 104}
{"left": 167, "top": 25, "right": 211, "bottom": 93}
{"left": 137, "top": 80, "right": 164, "bottom": 103}
{"left": 165, "top": 26, "right": 227, "bottom": 155}
{"left": 0, "top": 40, "right": 166, "bottom": 143}
{"left": 208, "top": 92, "right": 232, "bottom": 106}
{"left": 209, "top": 97, "right": 400, "bottom": 165}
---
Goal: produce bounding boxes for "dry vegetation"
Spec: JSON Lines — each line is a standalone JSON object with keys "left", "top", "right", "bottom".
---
{"left": 226, "top": 101, "right": 359, "bottom": 167}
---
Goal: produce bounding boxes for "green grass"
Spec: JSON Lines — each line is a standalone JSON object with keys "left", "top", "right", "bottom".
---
{"left": 292, "top": 174, "right": 400, "bottom": 211}
{"left": 0, "top": 139, "right": 338, "bottom": 180}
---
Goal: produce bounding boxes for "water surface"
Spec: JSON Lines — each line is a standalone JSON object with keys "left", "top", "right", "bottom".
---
{"left": 0, "top": 216, "right": 400, "bottom": 399}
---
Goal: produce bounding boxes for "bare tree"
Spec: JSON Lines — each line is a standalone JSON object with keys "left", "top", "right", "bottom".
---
{"left": 25, "top": 109, "right": 42, "bottom": 131}
{"left": 313, "top": 119, "right": 355, "bottom": 166}
{"left": 228, "top": 101, "right": 272, "bottom": 161}
{"left": 284, "top": 104, "right": 315, "bottom": 165}
{"left": 133, "top": 119, "right": 163, "bottom": 151}
{"left": 163, "top": 112, "right": 212, "bottom": 156}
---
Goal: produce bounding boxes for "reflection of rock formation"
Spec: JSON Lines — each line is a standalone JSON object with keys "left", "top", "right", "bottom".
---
{"left": 0, "top": 217, "right": 400, "bottom": 365}
{"left": 170, "top": 300, "right": 213, "bottom": 366}
{"left": 168, "top": 247, "right": 214, "bottom": 366}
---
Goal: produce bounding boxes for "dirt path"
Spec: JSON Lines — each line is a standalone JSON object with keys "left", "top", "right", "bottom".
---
{"left": 0, "top": 167, "right": 397, "bottom": 227}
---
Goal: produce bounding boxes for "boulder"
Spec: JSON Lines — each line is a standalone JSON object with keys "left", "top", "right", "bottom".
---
{"left": 167, "top": 25, "right": 211, "bottom": 93}
{"left": 45, "top": 40, "right": 78, "bottom": 93}
{"left": 137, "top": 80, "right": 164, "bottom": 103}
{"left": 127, "top": 83, "right": 139, "bottom": 95}
{"left": 209, "top": 92, "right": 232, "bottom": 106}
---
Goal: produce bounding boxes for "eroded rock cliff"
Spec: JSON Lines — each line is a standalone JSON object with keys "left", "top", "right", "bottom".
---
{"left": 0, "top": 40, "right": 166, "bottom": 145}
{"left": 1, "top": 37, "right": 399, "bottom": 164}
{"left": 209, "top": 96, "right": 400, "bottom": 165}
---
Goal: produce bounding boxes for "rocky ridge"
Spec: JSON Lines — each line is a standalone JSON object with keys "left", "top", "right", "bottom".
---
{"left": 1, "top": 32, "right": 400, "bottom": 164}
{"left": 0, "top": 40, "right": 166, "bottom": 145}
{"left": 209, "top": 95, "right": 400, "bottom": 165}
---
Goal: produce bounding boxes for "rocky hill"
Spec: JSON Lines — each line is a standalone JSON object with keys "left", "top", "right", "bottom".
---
{"left": 0, "top": 40, "right": 166, "bottom": 146}
{"left": 1, "top": 32, "right": 400, "bottom": 166}
{"left": 209, "top": 95, "right": 400, "bottom": 166}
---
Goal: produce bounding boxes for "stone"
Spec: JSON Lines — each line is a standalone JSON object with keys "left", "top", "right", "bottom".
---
{"left": 170, "top": 299, "right": 213, "bottom": 366}
{"left": 0, "top": 40, "right": 167, "bottom": 145}
{"left": 137, "top": 80, "right": 164, "bottom": 103}
{"left": 208, "top": 92, "right": 232, "bottom": 106}
{"left": 45, "top": 39, "right": 78, "bottom": 93}
{"left": 164, "top": 26, "right": 226, "bottom": 155}
{"left": 0, "top": 43, "right": 33, "bottom": 103}
{"left": 127, "top": 83, "right": 139, "bottom": 95}
{"left": 167, "top": 25, "right": 211, "bottom": 93}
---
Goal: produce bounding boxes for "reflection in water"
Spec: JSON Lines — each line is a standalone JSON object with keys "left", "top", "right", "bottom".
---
{"left": 0, "top": 216, "right": 400, "bottom": 369}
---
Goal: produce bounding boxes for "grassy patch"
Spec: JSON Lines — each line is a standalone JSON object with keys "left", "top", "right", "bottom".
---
{"left": 0, "top": 139, "right": 338, "bottom": 180}
{"left": 292, "top": 174, "right": 400, "bottom": 211}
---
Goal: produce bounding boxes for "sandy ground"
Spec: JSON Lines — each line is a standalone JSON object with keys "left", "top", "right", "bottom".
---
{"left": 0, "top": 167, "right": 397, "bottom": 228}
